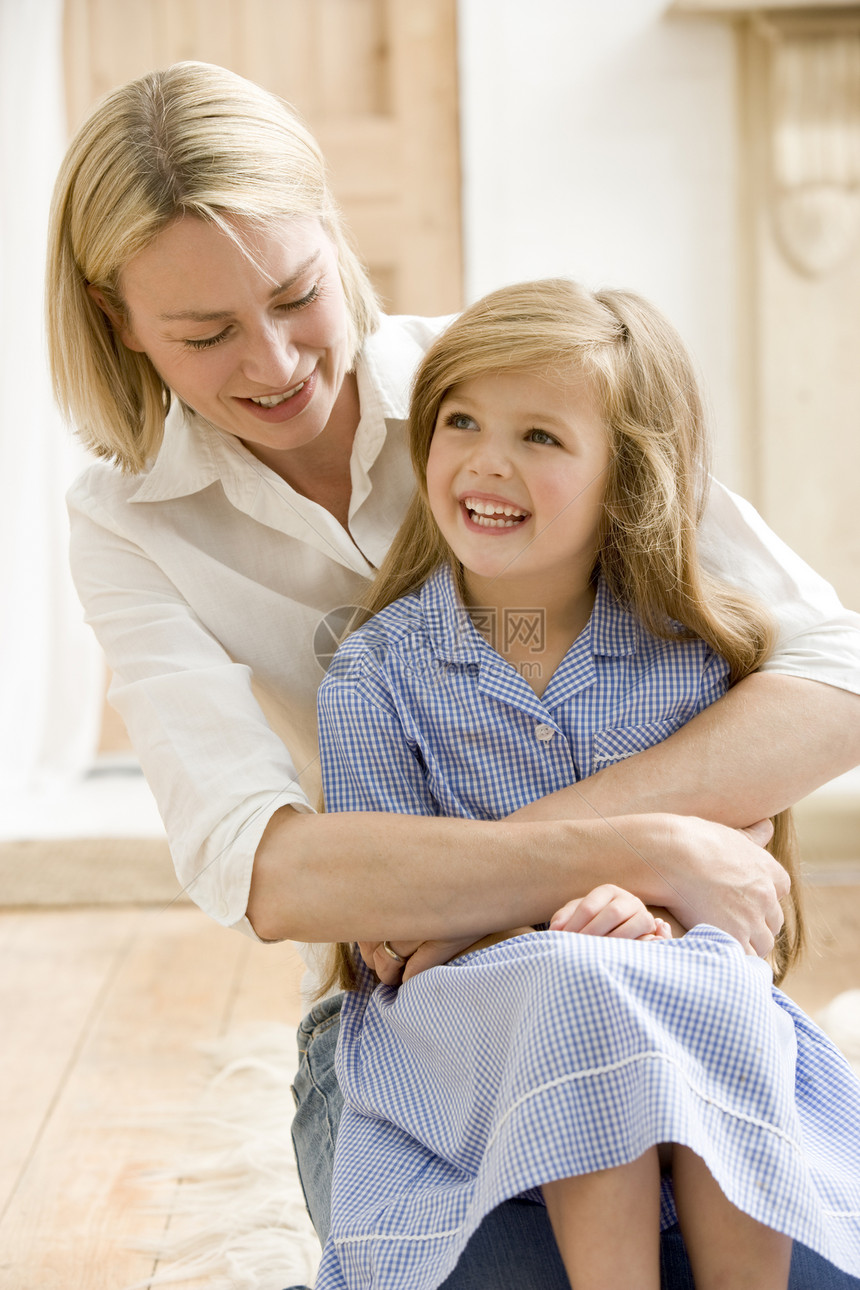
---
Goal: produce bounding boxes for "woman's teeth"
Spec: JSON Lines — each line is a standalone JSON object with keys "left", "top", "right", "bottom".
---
{"left": 249, "top": 381, "right": 305, "bottom": 408}
{"left": 464, "top": 497, "right": 528, "bottom": 527}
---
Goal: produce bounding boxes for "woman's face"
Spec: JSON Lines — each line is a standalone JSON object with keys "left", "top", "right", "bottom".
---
{"left": 114, "top": 214, "right": 353, "bottom": 458}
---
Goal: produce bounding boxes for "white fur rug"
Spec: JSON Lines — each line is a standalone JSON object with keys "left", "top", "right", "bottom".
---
{"left": 133, "top": 993, "right": 860, "bottom": 1290}
{"left": 129, "top": 1025, "right": 321, "bottom": 1290}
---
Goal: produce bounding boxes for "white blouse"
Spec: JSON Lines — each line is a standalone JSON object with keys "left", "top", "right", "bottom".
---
{"left": 67, "top": 313, "right": 860, "bottom": 939}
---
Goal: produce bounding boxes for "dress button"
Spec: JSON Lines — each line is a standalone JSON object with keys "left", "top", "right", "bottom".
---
{"left": 535, "top": 723, "right": 555, "bottom": 742}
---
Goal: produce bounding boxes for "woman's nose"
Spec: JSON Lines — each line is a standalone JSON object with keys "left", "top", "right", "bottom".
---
{"left": 240, "top": 323, "right": 298, "bottom": 388}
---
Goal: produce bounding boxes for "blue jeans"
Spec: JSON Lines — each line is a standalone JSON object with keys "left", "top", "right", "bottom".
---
{"left": 290, "top": 994, "right": 860, "bottom": 1289}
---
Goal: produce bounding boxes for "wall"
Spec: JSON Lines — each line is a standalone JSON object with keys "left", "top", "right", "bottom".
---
{"left": 457, "top": 0, "right": 744, "bottom": 485}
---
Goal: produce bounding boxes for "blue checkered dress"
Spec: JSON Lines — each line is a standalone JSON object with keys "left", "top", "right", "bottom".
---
{"left": 314, "top": 565, "right": 860, "bottom": 1289}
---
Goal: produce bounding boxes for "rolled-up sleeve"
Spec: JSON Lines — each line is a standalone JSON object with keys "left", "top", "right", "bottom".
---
{"left": 700, "top": 481, "right": 860, "bottom": 694}
{"left": 69, "top": 489, "right": 312, "bottom": 936}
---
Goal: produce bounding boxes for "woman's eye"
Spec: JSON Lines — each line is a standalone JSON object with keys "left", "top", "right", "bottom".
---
{"left": 184, "top": 329, "right": 231, "bottom": 351}
{"left": 278, "top": 283, "right": 320, "bottom": 312}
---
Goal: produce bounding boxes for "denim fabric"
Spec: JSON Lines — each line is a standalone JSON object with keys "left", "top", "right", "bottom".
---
{"left": 291, "top": 999, "right": 860, "bottom": 1289}
{"left": 291, "top": 992, "right": 345, "bottom": 1244}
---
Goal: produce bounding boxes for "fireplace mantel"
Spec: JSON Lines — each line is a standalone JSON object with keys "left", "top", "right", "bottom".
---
{"left": 673, "top": 0, "right": 860, "bottom": 276}
{"left": 667, "top": 0, "right": 860, "bottom": 621}
{"left": 670, "top": 1, "right": 859, "bottom": 14}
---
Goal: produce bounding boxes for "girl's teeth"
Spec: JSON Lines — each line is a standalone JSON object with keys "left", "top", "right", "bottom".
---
{"left": 463, "top": 496, "right": 528, "bottom": 525}
{"left": 471, "top": 514, "right": 523, "bottom": 527}
{"left": 250, "top": 382, "right": 304, "bottom": 408}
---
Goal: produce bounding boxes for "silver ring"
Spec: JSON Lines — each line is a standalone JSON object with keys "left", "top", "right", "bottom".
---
{"left": 382, "top": 940, "right": 406, "bottom": 964}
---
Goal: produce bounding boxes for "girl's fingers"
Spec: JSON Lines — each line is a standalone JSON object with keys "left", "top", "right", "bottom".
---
{"left": 575, "top": 898, "right": 655, "bottom": 940}
{"left": 638, "top": 918, "right": 673, "bottom": 942}
{"left": 549, "top": 897, "right": 584, "bottom": 930}
{"left": 550, "top": 884, "right": 629, "bottom": 933}
{"left": 598, "top": 907, "right": 655, "bottom": 940}
{"left": 552, "top": 886, "right": 658, "bottom": 939}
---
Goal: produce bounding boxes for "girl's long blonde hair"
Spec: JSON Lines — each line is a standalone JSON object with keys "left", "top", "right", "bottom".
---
{"left": 328, "top": 279, "right": 803, "bottom": 990}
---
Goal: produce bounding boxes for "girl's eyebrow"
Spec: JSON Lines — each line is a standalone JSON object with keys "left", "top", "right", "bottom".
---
{"left": 157, "top": 251, "right": 321, "bottom": 322}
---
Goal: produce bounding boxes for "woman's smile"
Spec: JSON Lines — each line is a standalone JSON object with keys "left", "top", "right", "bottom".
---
{"left": 239, "top": 367, "right": 318, "bottom": 421}
{"left": 112, "top": 214, "right": 353, "bottom": 466}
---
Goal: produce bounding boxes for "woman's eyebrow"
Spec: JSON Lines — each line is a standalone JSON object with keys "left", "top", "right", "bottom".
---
{"left": 158, "top": 251, "right": 321, "bottom": 321}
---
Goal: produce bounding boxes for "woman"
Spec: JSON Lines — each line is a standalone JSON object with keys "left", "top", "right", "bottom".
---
{"left": 47, "top": 62, "right": 860, "bottom": 1287}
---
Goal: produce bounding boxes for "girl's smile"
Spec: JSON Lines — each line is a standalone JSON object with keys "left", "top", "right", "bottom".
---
{"left": 425, "top": 368, "right": 611, "bottom": 609}
{"left": 459, "top": 492, "right": 531, "bottom": 529}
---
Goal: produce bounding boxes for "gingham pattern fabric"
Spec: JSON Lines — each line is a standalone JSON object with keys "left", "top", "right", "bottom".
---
{"left": 314, "top": 568, "right": 860, "bottom": 1289}
{"left": 317, "top": 565, "right": 732, "bottom": 821}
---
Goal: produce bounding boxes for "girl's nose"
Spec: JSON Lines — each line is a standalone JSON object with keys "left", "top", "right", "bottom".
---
{"left": 465, "top": 435, "right": 512, "bottom": 477}
{"left": 240, "top": 323, "right": 299, "bottom": 388}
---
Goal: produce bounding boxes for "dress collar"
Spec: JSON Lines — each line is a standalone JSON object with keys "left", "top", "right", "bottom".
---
{"left": 419, "top": 564, "right": 640, "bottom": 665}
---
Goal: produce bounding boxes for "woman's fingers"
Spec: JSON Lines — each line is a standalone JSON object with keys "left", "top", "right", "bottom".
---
{"left": 742, "top": 817, "right": 775, "bottom": 849}
{"left": 401, "top": 936, "right": 487, "bottom": 980}
{"left": 359, "top": 939, "right": 422, "bottom": 985}
{"left": 653, "top": 814, "right": 789, "bottom": 951}
{"left": 362, "top": 936, "right": 485, "bottom": 984}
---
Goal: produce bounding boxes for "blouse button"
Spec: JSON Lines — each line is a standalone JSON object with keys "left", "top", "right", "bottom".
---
{"left": 535, "top": 723, "right": 555, "bottom": 742}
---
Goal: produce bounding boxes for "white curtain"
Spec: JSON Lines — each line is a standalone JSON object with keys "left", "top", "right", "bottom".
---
{"left": 0, "top": 0, "right": 103, "bottom": 823}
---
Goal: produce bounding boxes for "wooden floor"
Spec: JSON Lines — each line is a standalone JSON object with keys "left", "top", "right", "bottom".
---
{"left": 2, "top": 884, "right": 859, "bottom": 1290}
{"left": 0, "top": 904, "right": 308, "bottom": 1290}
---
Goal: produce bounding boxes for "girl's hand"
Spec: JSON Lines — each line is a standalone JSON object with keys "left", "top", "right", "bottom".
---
{"left": 550, "top": 885, "right": 673, "bottom": 941}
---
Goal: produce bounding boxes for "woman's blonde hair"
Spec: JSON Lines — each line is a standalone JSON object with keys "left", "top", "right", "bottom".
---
{"left": 328, "top": 278, "right": 803, "bottom": 990}
{"left": 47, "top": 61, "right": 380, "bottom": 472}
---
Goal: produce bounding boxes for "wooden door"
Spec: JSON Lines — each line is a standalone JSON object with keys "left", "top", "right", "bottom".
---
{"left": 63, "top": 0, "right": 463, "bottom": 317}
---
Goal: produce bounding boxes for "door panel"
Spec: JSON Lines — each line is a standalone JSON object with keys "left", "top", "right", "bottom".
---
{"left": 63, "top": 0, "right": 463, "bottom": 314}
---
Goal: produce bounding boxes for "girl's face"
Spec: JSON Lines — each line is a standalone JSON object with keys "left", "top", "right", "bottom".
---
{"left": 110, "top": 214, "right": 353, "bottom": 462}
{"left": 425, "top": 367, "right": 611, "bottom": 601}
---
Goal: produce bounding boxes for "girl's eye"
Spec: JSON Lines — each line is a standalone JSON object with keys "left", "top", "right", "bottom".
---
{"left": 526, "top": 428, "right": 559, "bottom": 446}
{"left": 184, "top": 328, "right": 231, "bottom": 351}
{"left": 443, "top": 412, "right": 478, "bottom": 431}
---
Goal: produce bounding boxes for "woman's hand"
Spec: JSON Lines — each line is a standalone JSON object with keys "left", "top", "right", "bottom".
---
{"left": 360, "top": 929, "right": 537, "bottom": 984}
{"left": 358, "top": 939, "right": 424, "bottom": 985}
{"left": 359, "top": 815, "right": 782, "bottom": 984}
{"left": 550, "top": 885, "right": 674, "bottom": 941}
{"left": 654, "top": 815, "right": 785, "bottom": 956}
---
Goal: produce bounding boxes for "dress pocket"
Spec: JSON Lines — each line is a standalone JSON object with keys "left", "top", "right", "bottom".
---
{"left": 592, "top": 719, "right": 683, "bottom": 768}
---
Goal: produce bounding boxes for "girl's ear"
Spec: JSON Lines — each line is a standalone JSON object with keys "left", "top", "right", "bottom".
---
{"left": 86, "top": 283, "right": 147, "bottom": 352}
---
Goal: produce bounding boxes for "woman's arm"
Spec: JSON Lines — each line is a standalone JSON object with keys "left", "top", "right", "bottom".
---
{"left": 248, "top": 662, "right": 789, "bottom": 956}
{"left": 512, "top": 673, "right": 860, "bottom": 828}
{"left": 247, "top": 805, "right": 787, "bottom": 956}
{"left": 73, "top": 482, "right": 784, "bottom": 958}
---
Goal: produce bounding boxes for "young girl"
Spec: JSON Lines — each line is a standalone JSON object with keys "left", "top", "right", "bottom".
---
{"left": 313, "top": 280, "right": 860, "bottom": 1290}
